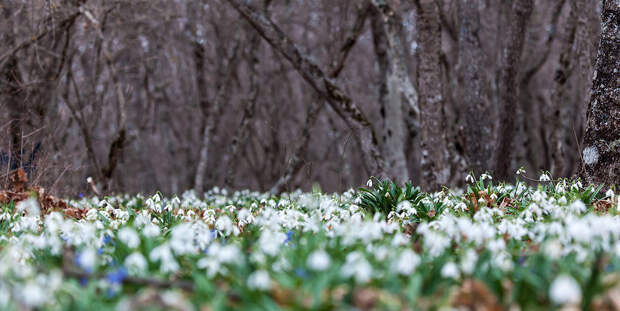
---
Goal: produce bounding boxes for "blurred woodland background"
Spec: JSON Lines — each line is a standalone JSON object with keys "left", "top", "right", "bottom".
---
{"left": 0, "top": 0, "right": 613, "bottom": 196}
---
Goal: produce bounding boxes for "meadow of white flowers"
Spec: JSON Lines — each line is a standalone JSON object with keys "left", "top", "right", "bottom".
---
{"left": 0, "top": 173, "right": 619, "bottom": 310}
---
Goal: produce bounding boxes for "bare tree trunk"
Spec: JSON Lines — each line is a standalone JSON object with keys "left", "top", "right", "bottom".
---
{"left": 581, "top": 0, "right": 620, "bottom": 185}
{"left": 269, "top": 99, "right": 322, "bottom": 194}
{"left": 493, "top": 0, "right": 533, "bottom": 180}
{"left": 517, "top": 0, "right": 564, "bottom": 173}
{"left": 414, "top": 0, "right": 448, "bottom": 191}
{"left": 269, "top": 2, "right": 372, "bottom": 194}
{"left": 193, "top": 38, "right": 241, "bottom": 193}
{"left": 224, "top": 33, "right": 261, "bottom": 189}
{"left": 225, "top": 0, "right": 387, "bottom": 178}
{"left": 1, "top": 4, "right": 23, "bottom": 168}
{"left": 550, "top": 0, "right": 579, "bottom": 178}
{"left": 370, "top": 1, "right": 418, "bottom": 184}
{"left": 456, "top": 0, "right": 491, "bottom": 175}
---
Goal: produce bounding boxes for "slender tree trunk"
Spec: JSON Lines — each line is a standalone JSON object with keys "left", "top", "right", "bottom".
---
{"left": 457, "top": 0, "right": 491, "bottom": 175}
{"left": 581, "top": 0, "right": 620, "bottom": 185}
{"left": 269, "top": 2, "right": 372, "bottom": 194}
{"left": 414, "top": 0, "right": 448, "bottom": 191}
{"left": 193, "top": 39, "right": 241, "bottom": 193}
{"left": 370, "top": 2, "right": 415, "bottom": 184}
{"left": 225, "top": 0, "right": 387, "bottom": 179}
{"left": 269, "top": 99, "right": 322, "bottom": 194}
{"left": 550, "top": 0, "right": 578, "bottom": 178}
{"left": 493, "top": 0, "right": 533, "bottom": 180}
{"left": 1, "top": 4, "right": 23, "bottom": 167}
{"left": 225, "top": 33, "right": 261, "bottom": 189}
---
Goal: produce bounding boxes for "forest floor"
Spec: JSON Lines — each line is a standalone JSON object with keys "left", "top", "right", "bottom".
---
{"left": 0, "top": 169, "right": 619, "bottom": 310}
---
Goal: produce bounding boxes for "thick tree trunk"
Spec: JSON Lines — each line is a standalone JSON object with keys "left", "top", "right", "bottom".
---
{"left": 225, "top": 0, "right": 387, "bottom": 178}
{"left": 550, "top": 0, "right": 579, "bottom": 178}
{"left": 581, "top": 0, "right": 620, "bottom": 185}
{"left": 370, "top": 1, "right": 417, "bottom": 184}
{"left": 493, "top": 0, "right": 533, "bottom": 180}
{"left": 414, "top": 0, "right": 448, "bottom": 191}
{"left": 456, "top": 0, "right": 492, "bottom": 175}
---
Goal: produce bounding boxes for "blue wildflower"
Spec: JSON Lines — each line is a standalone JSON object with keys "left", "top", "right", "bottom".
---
{"left": 106, "top": 267, "right": 128, "bottom": 285}
{"left": 294, "top": 267, "right": 308, "bottom": 279}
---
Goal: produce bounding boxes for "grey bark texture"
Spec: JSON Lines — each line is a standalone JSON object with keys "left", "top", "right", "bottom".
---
{"left": 493, "top": 0, "right": 534, "bottom": 181}
{"left": 1, "top": 4, "right": 23, "bottom": 166}
{"left": 270, "top": 2, "right": 370, "bottom": 194}
{"left": 550, "top": 0, "right": 579, "bottom": 178}
{"left": 225, "top": 33, "right": 261, "bottom": 189}
{"left": 456, "top": 0, "right": 492, "bottom": 175}
{"left": 414, "top": 0, "right": 448, "bottom": 191}
{"left": 371, "top": 1, "right": 418, "bottom": 184}
{"left": 194, "top": 37, "right": 241, "bottom": 193}
{"left": 582, "top": 0, "right": 620, "bottom": 186}
{"left": 225, "top": 0, "right": 387, "bottom": 179}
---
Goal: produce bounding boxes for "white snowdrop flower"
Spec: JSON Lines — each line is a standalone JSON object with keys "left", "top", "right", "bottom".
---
{"left": 237, "top": 208, "right": 255, "bottom": 226}
{"left": 197, "top": 257, "right": 221, "bottom": 278}
{"left": 441, "top": 262, "right": 460, "bottom": 279}
{"left": 393, "top": 249, "right": 420, "bottom": 276}
{"left": 215, "top": 215, "right": 236, "bottom": 236}
{"left": 143, "top": 223, "right": 161, "bottom": 237}
{"left": 78, "top": 248, "right": 97, "bottom": 272}
{"left": 247, "top": 270, "right": 272, "bottom": 291}
{"left": 392, "top": 233, "right": 409, "bottom": 246}
{"left": 606, "top": 189, "right": 615, "bottom": 199}
{"left": 494, "top": 253, "right": 513, "bottom": 272}
{"left": 465, "top": 174, "right": 475, "bottom": 183}
{"left": 569, "top": 200, "right": 587, "bottom": 214}
{"left": 544, "top": 240, "right": 563, "bottom": 260}
{"left": 571, "top": 181, "right": 582, "bottom": 191}
{"left": 341, "top": 252, "right": 373, "bottom": 284}
{"left": 150, "top": 244, "right": 179, "bottom": 274}
{"left": 549, "top": 275, "right": 582, "bottom": 305}
{"left": 86, "top": 209, "right": 99, "bottom": 221}
{"left": 217, "top": 244, "right": 243, "bottom": 264}
{"left": 460, "top": 249, "right": 478, "bottom": 275}
{"left": 558, "top": 196, "right": 568, "bottom": 205}
{"left": 455, "top": 202, "right": 467, "bottom": 212}
{"left": 307, "top": 249, "right": 330, "bottom": 271}
{"left": 21, "top": 281, "right": 46, "bottom": 307}
{"left": 397, "top": 200, "right": 412, "bottom": 212}
{"left": 539, "top": 173, "right": 551, "bottom": 182}
{"left": 366, "top": 179, "right": 373, "bottom": 187}
{"left": 125, "top": 252, "right": 147, "bottom": 274}
{"left": 118, "top": 227, "right": 140, "bottom": 248}
{"left": 516, "top": 167, "right": 526, "bottom": 175}
{"left": 480, "top": 173, "right": 492, "bottom": 181}
{"left": 16, "top": 198, "right": 41, "bottom": 217}
{"left": 258, "top": 230, "right": 287, "bottom": 256}
{"left": 170, "top": 223, "right": 196, "bottom": 255}
{"left": 373, "top": 245, "right": 390, "bottom": 261}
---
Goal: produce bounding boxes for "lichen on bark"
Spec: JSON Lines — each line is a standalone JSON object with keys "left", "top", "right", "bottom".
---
{"left": 582, "top": 0, "right": 620, "bottom": 185}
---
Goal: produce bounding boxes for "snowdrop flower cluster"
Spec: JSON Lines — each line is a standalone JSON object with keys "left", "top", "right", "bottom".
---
{"left": 0, "top": 177, "right": 619, "bottom": 310}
